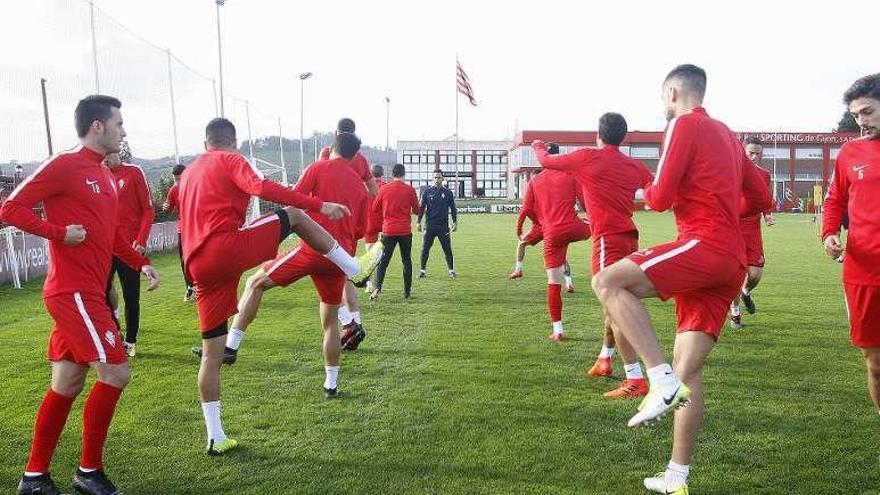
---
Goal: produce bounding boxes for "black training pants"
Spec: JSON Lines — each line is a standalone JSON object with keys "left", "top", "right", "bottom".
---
{"left": 420, "top": 228, "right": 454, "bottom": 271}
{"left": 106, "top": 256, "right": 141, "bottom": 344}
{"left": 374, "top": 234, "right": 413, "bottom": 296}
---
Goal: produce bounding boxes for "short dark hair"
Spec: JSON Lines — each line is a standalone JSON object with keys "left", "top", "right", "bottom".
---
{"left": 843, "top": 73, "right": 880, "bottom": 105}
{"left": 392, "top": 163, "right": 406, "bottom": 178}
{"left": 205, "top": 118, "right": 237, "bottom": 148}
{"left": 371, "top": 164, "right": 384, "bottom": 178}
{"left": 333, "top": 132, "right": 361, "bottom": 159}
{"left": 664, "top": 64, "right": 707, "bottom": 100}
{"left": 172, "top": 164, "right": 186, "bottom": 176}
{"left": 74, "top": 95, "right": 122, "bottom": 138}
{"left": 337, "top": 118, "right": 356, "bottom": 133}
{"left": 743, "top": 136, "right": 763, "bottom": 146}
{"left": 547, "top": 143, "right": 560, "bottom": 155}
{"left": 598, "top": 112, "right": 628, "bottom": 146}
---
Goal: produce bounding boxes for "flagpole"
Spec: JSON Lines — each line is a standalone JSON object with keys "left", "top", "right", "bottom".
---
{"left": 455, "top": 54, "right": 460, "bottom": 198}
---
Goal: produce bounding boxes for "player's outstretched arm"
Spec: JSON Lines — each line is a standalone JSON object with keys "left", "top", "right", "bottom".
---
{"left": 531, "top": 140, "right": 584, "bottom": 171}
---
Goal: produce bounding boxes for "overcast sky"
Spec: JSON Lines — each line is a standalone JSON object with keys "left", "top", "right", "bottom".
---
{"left": 1, "top": 0, "right": 875, "bottom": 161}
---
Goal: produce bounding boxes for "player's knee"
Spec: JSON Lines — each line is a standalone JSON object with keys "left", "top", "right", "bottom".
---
{"left": 54, "top": 380, "right": 86, "bottom": 398}
{"left": 592, "top": 270, "right": 613, "bottom": 299}
{"left": 246, "top": 271, "right": 273, "bottom": 292}
{"left": 100, "top": 366, "right": 131, "bottom": 389}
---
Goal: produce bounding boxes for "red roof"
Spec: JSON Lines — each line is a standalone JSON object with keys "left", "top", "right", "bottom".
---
{"left": 511, "top": 130, "right": 859, "bottom": 148}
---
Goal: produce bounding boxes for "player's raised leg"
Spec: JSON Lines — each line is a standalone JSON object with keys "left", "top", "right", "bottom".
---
{"left": 592, "top": 258, "right": 690, "bottom": 427}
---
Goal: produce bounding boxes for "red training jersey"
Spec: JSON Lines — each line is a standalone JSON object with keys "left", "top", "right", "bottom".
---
{"left": 109, "top": 163, "right": 154, "bottom": 247}
{"left": 164, "top": 182, "right": 181, "bottom": 234}
{"left": 164, "top": 183, "right": 180, "bottom": 213}
{"left": 320, "top": 146, "right": 372, "bottom": 184}
{"left": 0, "top": 145, "right": 149, "bottom": 298}
{"left": 526, "top": 169, "right": 585, "bottom": 237}
{"left": 823, "top": 136, "right": 880, "bottom": 285}
{"left": 370, "top": 180, "right": 420, "bottom": 236}
{"left": 644, "top": 107, "right": 768, "bottom": 265}
{"left": 533, "top": 142, "right": 652, "bottom": 239}
{"left": 294, "top": 157, "right": 370, "bottom": 253}
{"left": 178, "top": 148, "right": 323, "bottom": 262}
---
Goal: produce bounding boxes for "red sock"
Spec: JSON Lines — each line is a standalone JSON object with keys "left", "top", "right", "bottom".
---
{"left": 547, "top": 283, "right": 562, "bottom": 322}
{"left": 80, "top": 381, "right": 123, "bottom": 470}
{"left": 26, "top": 389, "right": 76, "bottom": 474}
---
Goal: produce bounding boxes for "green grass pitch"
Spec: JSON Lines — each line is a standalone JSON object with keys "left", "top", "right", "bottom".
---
{"left": 0, "top": 212, "right": 877, "bottom": 494}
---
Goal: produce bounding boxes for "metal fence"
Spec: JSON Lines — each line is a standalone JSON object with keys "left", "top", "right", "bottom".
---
{"left": 1, "top": 0, "right": 293, "bottom": 215}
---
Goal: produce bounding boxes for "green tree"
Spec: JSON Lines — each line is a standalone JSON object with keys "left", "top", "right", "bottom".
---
{"left": 152, "top": 171, "right": 176, "bottom": 222}
{"left": 837, "top": 111, "right": 859, "bottom": 132}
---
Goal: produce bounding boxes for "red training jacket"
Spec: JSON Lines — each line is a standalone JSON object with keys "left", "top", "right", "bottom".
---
{"left": 0, "top": 145, "right": 149, "bottom": 298}
{"left": 823, "top": 136, "right": 880, "bottom": 285}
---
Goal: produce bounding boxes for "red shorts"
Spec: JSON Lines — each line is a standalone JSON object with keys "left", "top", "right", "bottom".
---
{"left": 543, "top": 221, "right": 590, "bottom": 268}
{"left": 844, "top": 283, "right": 880, "bottom": 348}
{"left": 740, "top": 222, "right": 764, "bottom": 268}
{"left": 45, "top": 292, "right": 127, "bottom": 365}
{"left": 521, "top": 226, "right": 543, "bottom": 246}
{"left": 263, "top": 244, "right": 347, "bottom": 304}
{"left": 187, "top": 215, "right": 282, "bottom": 332}
{"left": 628, "top": 239, "right": 745, "bottom": 339}
{"left": 592, "top": 231, "right": 639, "bottom": 275}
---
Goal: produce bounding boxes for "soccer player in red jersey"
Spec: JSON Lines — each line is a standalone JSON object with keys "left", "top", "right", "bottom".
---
{"left": 0, "top": 95, "right": 160, "bottom": 495}
{"left": 102, "top": 150, "right": 154, "bottom": 357}
{"left": 509, "top": 144, "right": 576, "bottom": 292}
{"left": 525, "top": 164, "right": 590, "bottom": 341}
{"left": 321, "top": 119, "right": 380, "bottom": 350}
{"left": 162, "top": 164, "right": 194, "bottom": 302}
{"left": 533, "top": 112, "right": 653, "bottom": 398}
{"left": 228, "top": 132, "right": 370, "bottom": 398}
{"left": 590, "top": 65, "right": 772, "bottom": 494}
{"left": 823, "top": 73, "right": 880, "bottom": 414}
{"left": 730, "top": 136, "right": 775, "bottom": 329}
{"left": 180, "top": 118, "right": 373, "bottom": 455}
{"left": 510, "top": 173, "right": 544, "bottom": 278}
{"left": 369, "top": 163, "right": 421, "bottom": 300}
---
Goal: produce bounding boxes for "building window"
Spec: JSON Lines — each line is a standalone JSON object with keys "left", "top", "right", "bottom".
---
{"left": 763, "top": 146, "right": 789, "bottom": 159}
{"left": 630, "top": 146, "right": 660, "bottom": 159}
{"left": 795, "top": 147, "right": 823, "bottom": 160}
